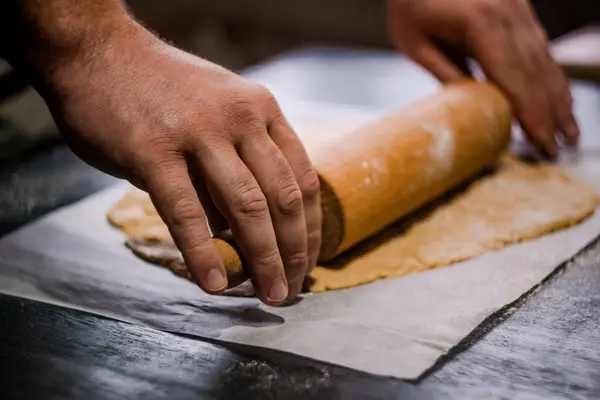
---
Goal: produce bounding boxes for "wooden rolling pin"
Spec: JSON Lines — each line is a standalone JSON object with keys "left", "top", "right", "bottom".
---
{"left": 214, "top": 80, "right": 512, "bottom": 281}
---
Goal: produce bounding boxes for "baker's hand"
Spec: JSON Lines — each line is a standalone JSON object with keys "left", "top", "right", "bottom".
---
{"left": 44, "top": 22, "right": 321, "bottom": 305}
{"left": 386, "top": 0, "right": 579, "bottom": 158}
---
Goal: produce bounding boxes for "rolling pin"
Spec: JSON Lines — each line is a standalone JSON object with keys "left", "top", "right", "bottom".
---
{"left": 212, "top": 79, "right": 512, "bottom": 283}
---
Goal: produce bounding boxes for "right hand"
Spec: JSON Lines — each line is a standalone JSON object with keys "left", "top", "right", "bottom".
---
{"left": 43, "top": 20, "right": 322, "bottom": 306}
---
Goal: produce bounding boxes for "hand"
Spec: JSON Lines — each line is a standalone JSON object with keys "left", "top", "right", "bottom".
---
{"left": 43, "top": 21, "right": 322, "bottom": 306}
{"left": 386, "top": 0, "right": 580, "bottom": 158}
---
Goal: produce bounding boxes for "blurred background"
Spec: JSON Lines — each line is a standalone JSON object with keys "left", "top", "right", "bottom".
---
{"left": 1, "top": 0, "right": 599, "bottom": 161}
{"left": 125, "top": 0, "right": 600, "bottom": 72}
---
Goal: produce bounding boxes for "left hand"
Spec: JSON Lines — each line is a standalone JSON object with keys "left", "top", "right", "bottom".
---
{"left": 386, "top": 0, "right": 579, "bottom": 158}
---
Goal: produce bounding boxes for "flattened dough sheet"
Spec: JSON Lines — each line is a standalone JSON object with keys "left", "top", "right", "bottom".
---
{"left": 107, "top": 157, "right": 599, "bottom": 293}
{"left": 310, "top": 158, "right": 599, "bottom": 291}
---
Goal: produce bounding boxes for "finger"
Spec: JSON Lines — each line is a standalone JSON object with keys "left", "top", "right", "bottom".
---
{"left": 555, "top": 86, "right": 580, "bottom": 145}
{"left": 520, "top": 1, "right": 580, "bottom": 144}
{"left": 509, "top": 23, "right": 558, "bottom": 157}
{"left": 509, "top": 3, "right": 564, "bottom": 156}
{"left": 385, "top": 0, "right": 466, "bottom": 83}
{"left": 466, "top": 7, "right": 558, "bottom": 157}
{"left": 142, "top": 157, "right": 227, "bottom": 294}
{"left": 538, "top": 47, "right": 580, "bottom": 145}
{"left": 189, "top": 162, "right": 250, "bottom": 289}
{"left": 238, "top": 129, "right": 309, "bottom": 300}
{"left": 268, "top": 112, "right": 322, "bottom": 292}
{"left": 188, "top": 159, "right": 229, "bottom": 234}
{"left": 196, "top": 142, "right": 288, "bottom": 306}
{"left": 396, "top": 35, "right": 467, "bottom": 83}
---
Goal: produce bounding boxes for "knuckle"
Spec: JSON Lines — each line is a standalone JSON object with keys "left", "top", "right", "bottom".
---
{"left": 144, "top": 150, "right": 180, "bottom": 173}
{"left": 308, "top": 228, "right": 322, "bottom": 247}
{"left": 185, "top": 240, "right": 216, "bottom": 262}
{"left": 299, "top": 167, "right": 321, "bottom": 199}
{"left": 566, "top": 92, "right": 574, "bottom": 108}
{"left": 276, "top": 180, "right": 303, "bottom": 216}
{"left": 254, "top": 249, "right": 283, "bottom": 270}
{"left": 133, "top": 133, "right": 175, "bottom": 161}
{"left": 269, "top": 108, "right": 289, "bottom": 132}
{"left": 251, "top": 84, "right": 285, "bottom": 122}
{"left": 137, "top": 156, "right": 181, "bottom": 190}
{"left": 223, "top": 90, "right": 262, "bottom": 128}
{"left": 285, "top": 251, "right": 309, "bottom": 267}
{"left": 251, "top": 84, "right": 276, "bottom": 106}
{"left": 234, "top": 184, "right": 269, "bottom": 219}
{"left": 138, "top": 130, "right": 173, "bottom": 150}
{"left": 128, "top": 111, "right": 185, "bottom": 150}
{"left": 169, "top": 197, "right": 205, "bottom": 228}
{"left": 470, "top": 0, "right": 505, "bottom": 23}
{"left": 533, "top": 26, "right": 548, "bottom": 44}
{"left": 284, "top": 251, "right": 309, "bottom": 279}
{"left": 131, "top": 139, "right": 183, "bottom": 181}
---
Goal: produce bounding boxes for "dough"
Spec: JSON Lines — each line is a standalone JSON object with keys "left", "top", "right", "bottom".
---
{"left": 107, "top": 157, "right": 599, "bottom": 293}
{"left": 107, "top": 188, "right": 171, "bottom": 243}
{"left": 308, "top": 157, "right": 599, "bottom": 291}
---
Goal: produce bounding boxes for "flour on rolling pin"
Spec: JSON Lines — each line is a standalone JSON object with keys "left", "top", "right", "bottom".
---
{"left": 313, "top": 80, "right": 512, "bottom": 260}
{"left": 359, "top": 158, "right": 388, "bottom": 189}
{"left": 424, "top": 123, "right": 453, "bottom": 165}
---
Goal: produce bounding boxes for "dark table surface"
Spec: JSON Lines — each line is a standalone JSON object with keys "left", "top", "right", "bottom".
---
{"left": 2, "top": 48, "right": 600, "bottom": 400}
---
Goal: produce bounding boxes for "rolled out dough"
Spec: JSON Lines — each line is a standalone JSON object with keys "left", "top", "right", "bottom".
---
{"left": 107, "top": 157, "right": 599, "bottom": 293}
{"left": 107, "top": 188, "right": 171, "bottom": 243}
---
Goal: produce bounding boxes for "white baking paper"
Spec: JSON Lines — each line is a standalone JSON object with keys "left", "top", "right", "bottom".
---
{"left": 1, "top": 101, "right": 600, "bottom": 380}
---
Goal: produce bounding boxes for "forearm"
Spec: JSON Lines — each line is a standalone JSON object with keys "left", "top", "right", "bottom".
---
{"left": 0, "top": 0, "right": 136, "bottom": 92}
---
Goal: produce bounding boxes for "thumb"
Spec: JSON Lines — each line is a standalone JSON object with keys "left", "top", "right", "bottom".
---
{"left": 401, "top": 36, "right": 468, "bottom": 83}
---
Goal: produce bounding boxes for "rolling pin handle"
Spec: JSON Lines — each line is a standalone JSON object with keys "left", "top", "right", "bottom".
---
{"left": 212, "top": 236, "right": 248, "bottom": 288}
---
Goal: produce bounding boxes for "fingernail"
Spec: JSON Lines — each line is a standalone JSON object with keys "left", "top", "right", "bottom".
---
{"left": 205, "top": 268, "right": 227, "bottom": 291}
{"left": 267, "top": 278, "right": 288, "bottom": 302}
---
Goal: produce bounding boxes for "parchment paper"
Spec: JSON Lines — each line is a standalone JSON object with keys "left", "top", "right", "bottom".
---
{"left": 1, "top": 102, "right": 600, "bottom": 380}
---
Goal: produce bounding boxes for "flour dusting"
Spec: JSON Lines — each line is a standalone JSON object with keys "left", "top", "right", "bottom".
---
{"left": 359, "top": 158, "right": 389, "bottom": 188}
{"left": 422, "top": 122, "right": 455, "bottom": 177}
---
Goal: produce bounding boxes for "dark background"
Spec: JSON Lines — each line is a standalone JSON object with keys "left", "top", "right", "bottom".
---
{"left": 125, "top": 0, "right": 600, "bottom": 71}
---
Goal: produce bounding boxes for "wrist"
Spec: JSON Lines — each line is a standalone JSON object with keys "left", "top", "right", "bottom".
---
{"left": 45, "top": 16, "right": 147, "bottom": 96}
{"left": 5, "top": 1, "right": 143, "bottom": 96}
